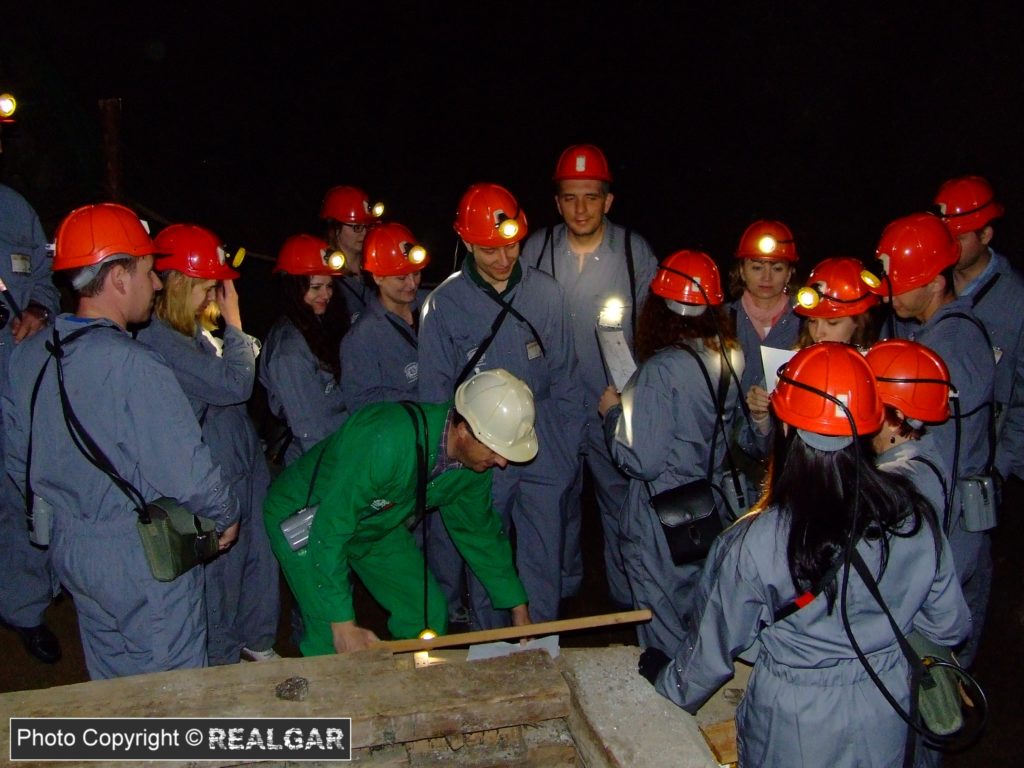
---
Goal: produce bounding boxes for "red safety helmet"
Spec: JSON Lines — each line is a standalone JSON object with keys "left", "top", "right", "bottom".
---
{"left": 153, "top": 224, "right": 239, "bottom": 280}
{"left": 866, "top": 213, "right": 960, "bottom": 296}
{"left": 771, "top": 342, "right": 884, "bottom": 436}
{"left": 319, "top": 185, "right": 384, "bottom": 225}
{"left": 274, "top": 234, "right": 346, "bottom": 276}
{"left": 54, "top": 203, "right": 156, "bottom": 272}
{"left": 933, "top": 175, "right": 1004, "bottom": 235}
{"left": 736, "top": 219, "right": 799, "bottom": 262}
{"left": 552, "top": 144, "right": 613, "bottom": 183}
{"left": 362, "top": 222, "right": 430, "bottom": 277}
{"left": 794, "top": 257, "right": 879, "bottom": 318}
{"left": 453, "top": 183, "right": 528, "bottom": 247}
{"left": 865, "top": 339, "right": 952, "bottom": 423}
{"left": 650, "top": 250, "right": 724, "bottom": 311}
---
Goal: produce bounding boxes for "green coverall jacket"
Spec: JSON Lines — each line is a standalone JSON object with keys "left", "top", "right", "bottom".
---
{"left": 264, "top": 400, "right": 528, "bottom": 655}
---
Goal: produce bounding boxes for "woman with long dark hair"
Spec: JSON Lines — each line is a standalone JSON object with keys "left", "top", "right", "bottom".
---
{"left": 640, "top": 342, "right": 969, "bottom": 767}
{"left": 259, "top": 234, "right": 349, "bottom": 465}
{"left": 599, "top": 250, "right": 744, "bottom": 654}
{"left": 135, "top": 223, "right": 280, "bottom": 664}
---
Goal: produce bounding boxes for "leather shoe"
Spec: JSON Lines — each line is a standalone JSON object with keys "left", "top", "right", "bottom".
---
{"left": 15, "top": 624, "right": 62, "bottom": 664}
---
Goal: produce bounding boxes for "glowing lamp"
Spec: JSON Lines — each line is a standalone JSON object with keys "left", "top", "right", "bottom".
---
{"left": 371, "top": 201, "right": 385, "bottom": 218}
{"left": 408, "top": 244, "right": 427, "bottom": 264}
{"left": 795, "top": 286, "right": 821, "bottom": 309}
{"left": 498, "top": 218, "right": 519, "bottom": 239}
{"left": 232, "top": 247, "right": 246, "bottom": 268}
{"left": 757, "top": 235, "right": 778, "bottom": 254}
{"left": 418, "top": 628, "right": 437, "bottom": 640}
{"left": 326, "top": 250, "right": 346, "bottom": 271}
{"left": 599, "top": 297, "right": 626, "bottom": 327}
{"left": 860, "top": 270, "right": 881, "bottom": 289}
{"left": 0, "top": 93, "right": 16, "bottom": 119}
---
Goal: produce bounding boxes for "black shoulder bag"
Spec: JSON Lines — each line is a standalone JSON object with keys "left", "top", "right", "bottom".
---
{"left": 649, "top": 345, "right": 742, "bottom": 566}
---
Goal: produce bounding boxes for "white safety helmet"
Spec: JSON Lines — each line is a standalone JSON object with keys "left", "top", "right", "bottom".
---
{"left": 454, "top": 369, "right": 538, "bottom": 463}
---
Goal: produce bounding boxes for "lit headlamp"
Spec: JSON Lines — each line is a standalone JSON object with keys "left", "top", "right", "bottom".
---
{"left": 324, "top": 249, "right": 346, "bottom": 271}
{"left": 407, "top": 244, "right": 427, "bottom": 265}
{"left": 371, "top": 201, "right": 385, "bottom": 218}
{"left": 795, "top": 282, "right": 872, "bottom": 310}
{"left": 495, "top": 211, "right": 520, "bottom": 239}
{"left": 0, "top": 93, "right": 16, "bottom": 121}
{"left": 418, "top": 628, "right": 437, "bottom": 640}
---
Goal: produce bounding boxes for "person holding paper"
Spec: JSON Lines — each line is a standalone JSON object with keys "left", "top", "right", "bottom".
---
{"left": 746, "top": 257, "right": 880, "bottom": 439}
{"left": 598, "top": 251, "right": 744, "bottom": 655}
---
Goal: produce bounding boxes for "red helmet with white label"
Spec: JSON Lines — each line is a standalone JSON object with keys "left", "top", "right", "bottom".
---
{"left": 362, "top": 223, "right": 430, "bottom": 277}
{"left": 866, "top": 213, "right": 960, "bottom": 296}
{"left": 866, "top": 339, "right": 951, "bottom": 423}
{"left": 319, "top": 185, "right": 384, "bottom": 225}
{"left": 552, "top": 144, "right": 613, "bottom": 183}
{"left": 934, "top": 175, "right": 1004, "bottom": 235}
{"left": 794, "top": 257, "right": 878, "bottom": 318}
{"left": 274, "top": 234, "right": 346, "bottom": 276}
{"left": 736, "top": 219, "right": 798, "bottom": 262}
{"left": 772, "top": 342, "right": 884, "bottom": 436}
{"left": 454, "top": 183, "right": 528, "bottom": 247}
{"left": 650, "top": 250, "right": 724, "bottom": 312}
{"left": 54, "top": 203, "right": 156, "bottom": 271}
{"left": 153, "top": 224, "right": 239, "bottom": 280}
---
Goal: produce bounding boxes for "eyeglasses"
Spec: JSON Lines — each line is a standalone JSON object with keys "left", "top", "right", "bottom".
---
{"left": 341, "top": 223, "right": 367, "bottom": 234}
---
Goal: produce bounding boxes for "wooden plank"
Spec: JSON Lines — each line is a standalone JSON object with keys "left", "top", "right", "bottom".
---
{"left": 0, "top": 650, "right": 569, "bottom": 766}
{"left": 699, "top": 720, "right": 738, "bottom": 766}
{"left": 407, "top": 727, "right": 526, "bottom": 767}
{"left": 378, "top": 610, "right": 651, "bottom": 653}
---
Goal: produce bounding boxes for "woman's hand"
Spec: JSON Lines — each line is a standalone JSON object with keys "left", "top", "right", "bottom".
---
{"left": 331, "top": 621, "right": 380, "bottom": 654}
{"left": 746, "top": 385, "right": 772, "bottom": 435}
{"left": 598, "top": 385, "right": 622, "bottom": 418}
{"left": 217, "top": 279, "right": 243, "bottom": 330}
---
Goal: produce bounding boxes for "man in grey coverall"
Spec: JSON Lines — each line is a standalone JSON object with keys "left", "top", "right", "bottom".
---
{"left": 2, "top": 203, "right": 239, "bottom": 679}
{"left": 521, "top": 144, "right": 658, "bottom": 606}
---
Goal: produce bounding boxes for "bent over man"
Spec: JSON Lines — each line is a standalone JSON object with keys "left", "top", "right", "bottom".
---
{"left": 264, "top": 369, "right": 534, "bottom": 655}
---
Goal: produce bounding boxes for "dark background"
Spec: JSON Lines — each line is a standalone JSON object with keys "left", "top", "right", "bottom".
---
{"left": 4, "top": 3, "right": 1024, "bottom": 336}
{"left": 2, "top": 3, "right": 1023, "bottom": 761}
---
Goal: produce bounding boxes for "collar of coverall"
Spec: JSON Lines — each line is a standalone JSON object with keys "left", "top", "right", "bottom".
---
{"left": 463, "top": 252, "right": 523, "bottom": 297}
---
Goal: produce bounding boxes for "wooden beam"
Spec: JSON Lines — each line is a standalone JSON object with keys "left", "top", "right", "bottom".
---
{"left": 0, "top": 650, "right": 570, "bottom": 764}
{"left": 376, "top": 609, "right": 652, "bottom": 653}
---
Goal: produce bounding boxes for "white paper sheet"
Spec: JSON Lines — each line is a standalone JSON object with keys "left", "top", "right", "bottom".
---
{"left": 760, "top": 345, "right": 799, "bottom": 392}
{"left": 465, "top": 634, "right": 561, "bottom": 661}
{"left": 596, "top": 327, "right": 637, "bottom": 392}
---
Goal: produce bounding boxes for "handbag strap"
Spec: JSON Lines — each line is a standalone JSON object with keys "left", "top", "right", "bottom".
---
{"left": 456, "top": 304, "right": 511, "bottom": 387}
{"left": 674, "top": 343, "right": 744, "bottom": 507}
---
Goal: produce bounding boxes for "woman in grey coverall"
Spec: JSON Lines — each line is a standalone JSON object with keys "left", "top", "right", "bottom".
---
{"left": 599, "top": 250, "right": 744, "bottom": 655}
{"left": 639, "top": 342, "right": 969, "bottom": 767}
{"left": 260, "top": 234, "right": 350, "bottom": 465}
{"left": 136, "top": 224, "right": 280, "bottom": 664}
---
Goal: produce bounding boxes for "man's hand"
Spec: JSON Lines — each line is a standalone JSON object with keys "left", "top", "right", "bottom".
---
{"left": 598, "top": 385, "right": 621, "bottom": 418}
{"left": 511, "top": 603, "right": 531, "bottom": 627}
{"left": 217, "top": 522, "right": 240, "bottom": 551}
{"left": 216, "top": 280, "right": 243, "bottom": 330}
{"left": 11, "top": 305, "right": 49, "bottom": 343}
{"left": 332, "top": 620, "right": 380, "bottom": 653}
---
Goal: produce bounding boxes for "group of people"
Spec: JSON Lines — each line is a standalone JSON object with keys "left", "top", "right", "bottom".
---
{"left": 0, "top": 137, "right": 1018, "bottom": 765}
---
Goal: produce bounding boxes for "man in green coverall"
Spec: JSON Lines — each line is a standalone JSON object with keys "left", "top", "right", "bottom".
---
{"left": 264, "top": 369, "right": 535, "bottom": 655}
